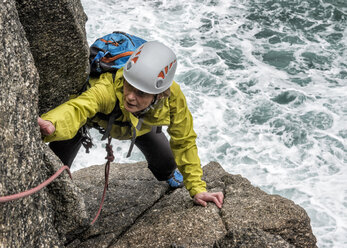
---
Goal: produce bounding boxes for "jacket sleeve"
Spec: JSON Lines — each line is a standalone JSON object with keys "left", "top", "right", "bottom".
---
{"left": 41, "top": 73, "right": 116, "bottom": 142}
{"left": 167, "top": 83, "right": 207, "bottom": 197}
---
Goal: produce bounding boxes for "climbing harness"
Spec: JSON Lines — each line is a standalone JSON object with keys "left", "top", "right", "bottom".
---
{"left": 0, "top": 136, "right": 115, "bottom": 226}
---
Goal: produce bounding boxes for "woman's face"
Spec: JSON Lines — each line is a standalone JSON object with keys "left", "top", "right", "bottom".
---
{"left": 123, "top": 80, "right": 154, "bottom": 113}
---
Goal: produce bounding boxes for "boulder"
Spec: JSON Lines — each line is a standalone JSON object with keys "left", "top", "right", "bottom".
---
{"left": 68, "top": 161, "right": 317, "bottom": 248}
{"left": 0, "top": 0, "right": 88, "bottom": 247}
{"left": 15, "top": 0, "right": 89, "bottom": 115}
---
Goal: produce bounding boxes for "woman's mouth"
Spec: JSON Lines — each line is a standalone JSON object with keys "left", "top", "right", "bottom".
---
{"left": 125, "top": 100, "right": 136, "bottom": 109}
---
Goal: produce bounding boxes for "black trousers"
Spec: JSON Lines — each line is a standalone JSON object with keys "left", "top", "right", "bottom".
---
{"left": 49, "top": 127, "right": 177, "bottom": 181}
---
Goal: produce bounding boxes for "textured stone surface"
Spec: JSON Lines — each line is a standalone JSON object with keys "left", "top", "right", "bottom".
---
{"left": 219, "top": 170, "right": 317, "bottom": 248}
{"left": 15, "top": 0, "right": 89, "bottom": 115}
{"left": 0, "top": 1, "right": 88, "bottom": 247}
{"left": 68, "top": 162, "right": 317, "bottom": 248}
{"left": 214, "top": 228, "right": 294, "bottom": 248}
{"left": 69, "top": 162, "right": 169, "bottom": 247}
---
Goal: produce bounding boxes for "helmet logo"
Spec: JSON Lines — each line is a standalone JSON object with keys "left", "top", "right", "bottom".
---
{"left": 157, "top": 59, "right": 176, "bottom": 80}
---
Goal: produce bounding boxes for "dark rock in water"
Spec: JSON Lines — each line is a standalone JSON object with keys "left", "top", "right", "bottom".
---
{"left": 15, "top": 0, "right": 89, "bottom": 115}
{"left": 0, "top": 1, "right": 88, "bottom": 247}
{"left": 262, "top": 50, "right": 294, "bottom": 69}
{"left": 271, "top": 90, "right": 306, "bottom": 105}
{"left": 271, "top": 91, "right": 298, "bottom": 104}
{"left": 68, "top": 162, "right": 317, "bottom": 248}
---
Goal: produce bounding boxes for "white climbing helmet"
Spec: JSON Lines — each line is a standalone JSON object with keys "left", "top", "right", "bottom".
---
{"left": 123, "top": 41, "right": 177, "bottom": 94}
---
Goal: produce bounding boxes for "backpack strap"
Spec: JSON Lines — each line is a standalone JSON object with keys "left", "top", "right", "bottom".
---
{"left": 101, "top": 102, "right": 119, "bottom": 140}
{"left": 101, "top": 73, "right": 121, "bottom": 140}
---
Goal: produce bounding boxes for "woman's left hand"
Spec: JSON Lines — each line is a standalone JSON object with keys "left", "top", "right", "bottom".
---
{"left": 38, "top": 117, "right": 55, "bottom": 136}
{"left": 193, "top": 191, "right": 224, "bottom": 209}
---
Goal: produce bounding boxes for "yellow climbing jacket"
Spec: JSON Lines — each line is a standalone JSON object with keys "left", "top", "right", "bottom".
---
{"left": 41, "top": 68, "right": 206, "bottom": 197}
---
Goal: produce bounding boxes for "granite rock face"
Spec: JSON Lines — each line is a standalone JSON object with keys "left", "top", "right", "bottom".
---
{"left": 0, "top": 0, "right": 88, "bottom": 247}
{"left": 68, "top": 162, "right": 317, "bottom": 248}
{"left": 15, "top": 0, "right": 89, "bottom": 115}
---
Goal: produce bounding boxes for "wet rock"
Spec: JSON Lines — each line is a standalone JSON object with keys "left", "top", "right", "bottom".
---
{"left": 262, "top": 50, "right": 294, "bottom": 69}
{"left": 271, "top": 90, "right": 306, "bottom": 105}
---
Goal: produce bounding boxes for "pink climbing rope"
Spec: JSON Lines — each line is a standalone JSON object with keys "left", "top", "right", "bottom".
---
{"left": 0, "top": 165, "right": 72, "bottom": 203}
{"left": 90, "top": 136, "right": 114, "bottom": 225}
{"left": 1, "top": 136, "right": 114, "bottom": 226}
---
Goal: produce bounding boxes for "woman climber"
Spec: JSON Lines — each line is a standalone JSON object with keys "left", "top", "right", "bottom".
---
{"left": 38, "top": 40, "right": 224, "bottom": 208}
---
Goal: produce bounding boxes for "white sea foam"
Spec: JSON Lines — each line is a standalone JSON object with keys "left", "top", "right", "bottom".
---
{"left": 74, "top": 1, "right": 347, "bottom": 247}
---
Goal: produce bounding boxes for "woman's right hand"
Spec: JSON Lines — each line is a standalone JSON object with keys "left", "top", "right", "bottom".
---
{"left": 38, "top": 117, "right": 55, "bottom": 136}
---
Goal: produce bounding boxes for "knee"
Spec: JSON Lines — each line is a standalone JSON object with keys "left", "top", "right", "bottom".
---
{"left": 147, "top": 158, "right": 176, "bottom": 181}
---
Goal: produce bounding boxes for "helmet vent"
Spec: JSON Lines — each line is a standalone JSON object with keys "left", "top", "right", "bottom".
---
{"left": 156, "top": 79, "right": 164, "bottom": 88}
{"left": 130, "top": 45, "right": 144, "bottom": 65}
{"left": 126, "top": 61, "right": 132, "bottom": 70}
{"left": 158, "top": 71, "right": 165, "bottom": 79}
{"left": 157, "top": 59, "right": 176, "bottom": 79}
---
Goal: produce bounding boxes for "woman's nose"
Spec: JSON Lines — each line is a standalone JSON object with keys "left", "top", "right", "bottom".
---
{"left": 127, "top": 91, "right": 136, "bottom": 101}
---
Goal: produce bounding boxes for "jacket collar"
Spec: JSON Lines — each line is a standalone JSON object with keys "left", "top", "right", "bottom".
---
{"left": 114, "top": 69, "right": 170, "bottom": 129}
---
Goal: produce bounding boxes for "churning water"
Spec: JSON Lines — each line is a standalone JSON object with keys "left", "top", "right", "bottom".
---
{"left": 74, "top": 0, "right": 347, "bottom": 247}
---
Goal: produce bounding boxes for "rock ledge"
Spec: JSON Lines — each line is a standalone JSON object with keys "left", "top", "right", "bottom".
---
{"left": 68, "top": 161, "right": 317, "bottom": 248}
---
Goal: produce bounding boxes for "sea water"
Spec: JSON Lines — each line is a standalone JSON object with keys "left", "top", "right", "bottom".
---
{"left": 75, "top": 0, "right": 347, "bottom": 247}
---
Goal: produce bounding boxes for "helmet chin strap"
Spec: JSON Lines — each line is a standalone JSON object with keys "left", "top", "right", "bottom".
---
{"left": 134, "top": 94, "right": 158, "bottom": 117}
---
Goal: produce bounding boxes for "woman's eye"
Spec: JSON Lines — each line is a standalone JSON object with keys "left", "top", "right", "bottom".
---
{"left": 136, "top": 90, "right": 146, "bottom": 96}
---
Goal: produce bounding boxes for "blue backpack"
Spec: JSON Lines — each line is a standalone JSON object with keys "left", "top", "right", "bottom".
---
{"left": 79, "top": 31, "right": 147, "bottom": 146}
{"left": 89, "top": 31, "right": 147, "bottom": 76}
